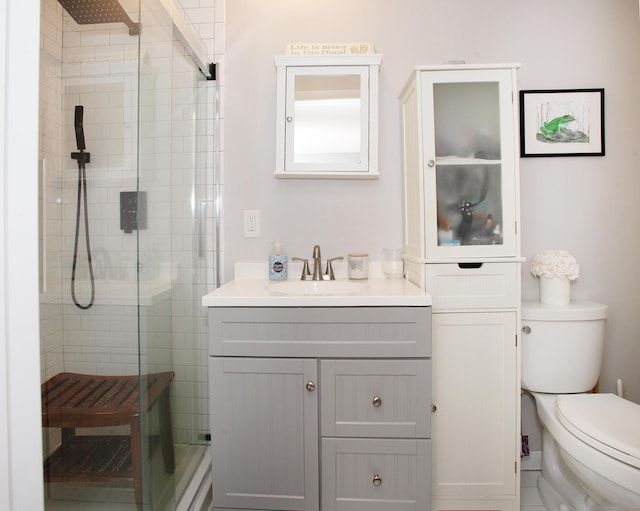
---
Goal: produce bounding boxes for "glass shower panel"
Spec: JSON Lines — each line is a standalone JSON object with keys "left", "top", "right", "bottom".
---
{"left": 136, "top": 0, "right": 177, "bottom": 508}
{"left": 40, "top": 0, "right": 213, "bottom": 508}
{"left": 433, "top": 82, "right": 504, "bottom": 247}
{"left": 40, "top": 0, "right": 143, "bottom": 507}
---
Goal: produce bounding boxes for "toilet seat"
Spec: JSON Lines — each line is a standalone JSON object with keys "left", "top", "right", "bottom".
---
{"left": 555, "top": 393, "right": 640, "bottom": 469}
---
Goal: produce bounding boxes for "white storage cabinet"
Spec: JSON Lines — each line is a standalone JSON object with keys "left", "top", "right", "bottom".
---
{"left": 401, "top": 64, "right": 522, "bottom": 511}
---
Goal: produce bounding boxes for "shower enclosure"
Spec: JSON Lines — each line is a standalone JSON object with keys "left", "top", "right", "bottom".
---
{"left": 38, "top": 0, "right": 217, "bottom": 508}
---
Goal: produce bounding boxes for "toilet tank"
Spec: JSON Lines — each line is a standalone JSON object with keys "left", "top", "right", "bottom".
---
{"left": 521, "top": 301, "right": 607, "bottom": 393}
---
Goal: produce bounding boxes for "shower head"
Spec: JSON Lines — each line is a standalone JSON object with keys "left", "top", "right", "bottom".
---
{"left": 58, "top": 0, "right": 140, "bottom": 36}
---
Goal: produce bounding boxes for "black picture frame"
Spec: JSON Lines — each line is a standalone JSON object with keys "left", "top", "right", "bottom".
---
{"left": 519, "top": 88, "right": 605, "bottom": 157}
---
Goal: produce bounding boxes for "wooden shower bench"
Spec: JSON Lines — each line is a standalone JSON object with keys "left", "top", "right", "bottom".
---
{"left": 41, "top": 371, "right": 175, "bottom": 510}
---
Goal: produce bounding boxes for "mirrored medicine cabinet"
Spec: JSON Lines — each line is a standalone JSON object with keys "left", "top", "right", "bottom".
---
{"left": 274, "top": 54, "right": 382, "bottom": 179}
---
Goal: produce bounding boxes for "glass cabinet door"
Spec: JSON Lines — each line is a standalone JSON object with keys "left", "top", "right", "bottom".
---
{"left": 420, "top": 69, "right": 517, "bottom": 259}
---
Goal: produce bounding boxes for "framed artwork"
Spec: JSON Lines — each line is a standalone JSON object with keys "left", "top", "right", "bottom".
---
{"left": 519, "top": 88, "right": 605, "bottom": 157}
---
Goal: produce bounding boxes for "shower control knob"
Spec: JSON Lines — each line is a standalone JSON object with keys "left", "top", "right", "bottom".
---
{"left": 522, "top": 325, "right": 531, "bottom": 334}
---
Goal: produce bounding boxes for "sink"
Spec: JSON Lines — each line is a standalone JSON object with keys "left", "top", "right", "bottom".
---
{"left": 267, "top": 279, "right": 368, "bottom": 296}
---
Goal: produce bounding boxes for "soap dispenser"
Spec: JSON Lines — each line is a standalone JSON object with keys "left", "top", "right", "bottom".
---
{"left": 268, "top": 241, "right": 288, "bottom": 280}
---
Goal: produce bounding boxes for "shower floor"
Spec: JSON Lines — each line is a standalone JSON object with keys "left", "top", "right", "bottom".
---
{"left": 45, "top": 443, "right": 207, "bottom": 511}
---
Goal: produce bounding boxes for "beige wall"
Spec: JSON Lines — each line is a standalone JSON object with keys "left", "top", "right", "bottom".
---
{"left": 225, "top": 0, "right": 640, "bottom": 408}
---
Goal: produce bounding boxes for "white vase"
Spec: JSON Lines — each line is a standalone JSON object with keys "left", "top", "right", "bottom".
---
{"left": 539, "top": 276, "right": 571, "bottom": 306}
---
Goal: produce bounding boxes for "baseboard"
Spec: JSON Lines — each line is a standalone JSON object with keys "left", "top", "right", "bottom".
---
{"left": 521, "top": 450, "right": 541, "bottom": 471}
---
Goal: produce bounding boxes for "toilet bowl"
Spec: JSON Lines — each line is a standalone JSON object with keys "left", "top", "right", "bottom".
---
{"left": 533, "top": 392, "right": 640, "bottom": 510}
{"left": 522, "top": 301, "right": 640, "bottom": 511}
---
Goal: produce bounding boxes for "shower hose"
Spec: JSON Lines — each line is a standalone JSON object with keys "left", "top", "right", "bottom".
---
{"left": 70, "top": 105, "right": 95, "bottom": 310}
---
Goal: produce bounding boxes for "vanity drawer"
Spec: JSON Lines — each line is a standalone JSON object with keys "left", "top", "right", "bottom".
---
{"left": 426, "top": 262, "right": 518, "bottom": 310}
{"left": 209, "top": 306, "right": 431, "bottom": 358}
{"left": 320, "top": 359, "right": 431, "bottom": 438}
{"left": 321, "top": 437, "right": 431, "bottom": 511}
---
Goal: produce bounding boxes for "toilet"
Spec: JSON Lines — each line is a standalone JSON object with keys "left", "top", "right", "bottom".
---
{"left": 521, "top": 301, "right": 640, "bottom": 511}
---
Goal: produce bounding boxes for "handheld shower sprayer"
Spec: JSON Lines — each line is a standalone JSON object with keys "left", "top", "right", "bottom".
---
{"left": 71, "top": 106, "right": 90, "bottom": 165}
{"left": 75, "top": 105, "right": 86, "bottom": 151}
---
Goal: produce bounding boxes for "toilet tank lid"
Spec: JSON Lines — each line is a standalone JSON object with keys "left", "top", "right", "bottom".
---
{"left": 522, "top": 301, "right": 608, "bottom": 321}
{"left": 556, "top": 393, "right": 640, "bottom": 468}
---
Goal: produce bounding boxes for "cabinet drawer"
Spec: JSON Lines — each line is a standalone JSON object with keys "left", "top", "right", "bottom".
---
{"left": 426, "top": 262, "right": 518, "bottom": 310}
{"left": 321, "top": 360, "right": 431, "bottom": 438}
{"left": 209, "top": 306, "right": 431, "bottom": 358}
{"left": 322, "top": 438, "right": 431, "bottom": 511}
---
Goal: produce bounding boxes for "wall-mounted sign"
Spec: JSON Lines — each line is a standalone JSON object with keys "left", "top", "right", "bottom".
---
{"left": 286, "top": 42, "right": 373, "bottom": 56}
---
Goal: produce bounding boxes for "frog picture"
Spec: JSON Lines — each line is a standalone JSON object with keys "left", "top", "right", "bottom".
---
{"left": 537, "top": 113, "right": 589, "bottom": 143}
{"left": 521, "top": 89, "right": 604, "bottom": 156}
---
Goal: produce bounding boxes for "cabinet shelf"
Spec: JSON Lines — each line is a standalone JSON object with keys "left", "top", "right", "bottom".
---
{"left": 435, "top": 156, "right": 502, "bottom": 166}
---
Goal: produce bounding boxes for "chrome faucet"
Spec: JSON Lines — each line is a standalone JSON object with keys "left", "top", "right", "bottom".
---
{"left": 311, "top": 244, "right": 323, "bottom": 281}
{"left": 292, "top": 245, "right": 343, "bottom": 281}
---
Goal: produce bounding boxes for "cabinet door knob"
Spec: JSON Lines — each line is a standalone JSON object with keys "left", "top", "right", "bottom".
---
{"left": 372, "top": 474, "right": 382, "bottom": 486}
{"left": 431, "top": 403, "right": 437, "bottom": 413}
{"left": 286, "top": 116, "right": 293, "bottom": 123}
{"left": 427, "top": 159, "right": 435, "bottom": 168}
{"left": 372, "top": 395, "right": 382, "bottom": 407}
{"left": 522, "top": 325, "right": 531, "bottom": 334}
{"left": 305, "top": 380, "right": 316, "bottom": 392}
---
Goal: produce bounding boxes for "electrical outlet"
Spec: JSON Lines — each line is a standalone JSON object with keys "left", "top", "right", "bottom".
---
{"left": 244, "top": 209, "right": 260, "bottom": 237}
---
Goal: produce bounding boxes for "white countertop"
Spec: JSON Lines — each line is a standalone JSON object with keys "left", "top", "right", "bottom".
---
{"left": 202, "top": 277, "right": 431, "bottom": 307}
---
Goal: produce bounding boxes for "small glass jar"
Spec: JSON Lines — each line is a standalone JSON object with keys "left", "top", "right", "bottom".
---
{"left": 348, "top": 253, "right": 368, "bottom": 280}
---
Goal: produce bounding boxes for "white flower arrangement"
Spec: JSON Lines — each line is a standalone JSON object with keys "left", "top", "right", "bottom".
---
{"left": 530, "top": 249, "right": 580, "bottom": 281}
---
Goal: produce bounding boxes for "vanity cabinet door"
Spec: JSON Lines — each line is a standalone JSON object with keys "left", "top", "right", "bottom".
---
{"left": 431, "top": 312, "right": 518, "bottom": 503}
{"left": 210, "top": 357, "right": 319, "bottom": 511}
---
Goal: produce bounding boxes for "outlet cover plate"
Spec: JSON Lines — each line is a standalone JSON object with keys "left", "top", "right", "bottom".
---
{"left": 244, "top": 209, "right": 260, "bottom": 237}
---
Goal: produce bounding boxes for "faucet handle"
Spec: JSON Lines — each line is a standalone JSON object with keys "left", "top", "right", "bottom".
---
{"left": 292, "top": 257, "right": 310, "bottom": 280}
{"left": 325, "top": 256, "right": 344, "bottom": 280}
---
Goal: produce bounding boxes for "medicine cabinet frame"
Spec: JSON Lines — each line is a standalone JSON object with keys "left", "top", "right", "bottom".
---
{"left": 274, "top": 54, "right": 382, "bottom": 179}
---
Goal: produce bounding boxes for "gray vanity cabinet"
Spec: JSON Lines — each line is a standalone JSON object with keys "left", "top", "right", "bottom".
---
{"left": 208, "top": 306, "right": 432, "bottom": 511}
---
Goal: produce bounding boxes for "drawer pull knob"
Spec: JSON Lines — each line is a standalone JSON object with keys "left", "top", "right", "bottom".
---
{"left": 305, "top": 381, "right": 316, "bottom": 392}
{"left": 431, "top": 403, "right": 437, "bottom": 413}
{"left": 372, "top": 396, "right": 382, "bottom": 407}
{"left": 372, "top": 474, "right": 382, "bottom": 486}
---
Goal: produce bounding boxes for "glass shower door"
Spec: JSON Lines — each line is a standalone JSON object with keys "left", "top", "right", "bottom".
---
{"left": 136, "top": 0, "right": 214, "bottom": 507}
